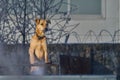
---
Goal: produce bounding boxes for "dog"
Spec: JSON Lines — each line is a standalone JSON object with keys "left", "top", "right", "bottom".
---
{"left": 29, "top": 18, "right": 50, "bottom": 72}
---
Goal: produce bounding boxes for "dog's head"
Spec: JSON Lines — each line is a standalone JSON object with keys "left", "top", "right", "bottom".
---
{"left": 35, "top": 18, "right": 51, "bottom": 30}
{"left": 35, "top": 18, "right": 50, "bottom": 36}
{"left": 35, "top": 18, "right": 47, "bottom": 31}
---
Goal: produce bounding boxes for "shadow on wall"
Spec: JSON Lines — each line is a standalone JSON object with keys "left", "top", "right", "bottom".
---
{"left": 0, "top": 44, "right": 29, "bottom": 75}
{"left": 60, "top": 55, "right": 113, "bottom": 75}
{"left": 93, "top": 60, "right": 113, "bottom": 75}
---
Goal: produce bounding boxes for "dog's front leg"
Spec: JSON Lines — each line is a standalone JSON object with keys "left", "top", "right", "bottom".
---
{"left": 45, "top": 51, "right": 49, "bottom": 63}
{"left": 44, "top": 47, "right": 49, "bottom": 63}
{"left": 29, "top": 47, "right": 35, "bottom": 65}
{"left": 29, "top": 46, "right": 37, "bottom": 72}
{"left": 42, "top": 40, "right": 49, "bottom": 63}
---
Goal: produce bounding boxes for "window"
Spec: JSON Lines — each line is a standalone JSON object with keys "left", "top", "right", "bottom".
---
{"left": 71, "top": 0, "right": 101, "bottom": 15}
{"left": 68, "top": 0, "right": 106, "bottom": 20}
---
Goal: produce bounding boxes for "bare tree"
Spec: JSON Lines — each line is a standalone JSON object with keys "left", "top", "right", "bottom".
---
{"left": 0, "top": 0, "right": 80, "bottom": 44}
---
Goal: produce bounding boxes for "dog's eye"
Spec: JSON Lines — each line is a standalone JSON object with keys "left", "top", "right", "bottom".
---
{"left": 41, "top": 23, "right": 43, "bottom": 25}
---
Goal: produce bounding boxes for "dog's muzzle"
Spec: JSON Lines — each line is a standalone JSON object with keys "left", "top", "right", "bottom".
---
{"left": 45, "top": 28, "right": 48, "bottom": 32}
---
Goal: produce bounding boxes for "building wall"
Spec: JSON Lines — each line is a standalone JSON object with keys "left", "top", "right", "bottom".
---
{"left": 64, "top": 0, "right": 119, "bottom": 43}
{"left": 0, "top": 0, "right": 119, "bottom": 44}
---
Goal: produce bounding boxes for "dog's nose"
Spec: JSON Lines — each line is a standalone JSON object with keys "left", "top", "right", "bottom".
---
{"left": 45, "top": 28, "right": 48, "bottom": 32}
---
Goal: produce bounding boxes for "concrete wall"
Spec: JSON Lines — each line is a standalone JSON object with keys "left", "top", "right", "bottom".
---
{"left": 0, "top": 75, "right": 117, "bottom": 80}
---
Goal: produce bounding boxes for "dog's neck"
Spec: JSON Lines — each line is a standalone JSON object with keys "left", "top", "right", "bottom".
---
{"left": 36, "top": 33, "right": 45, "bottom": 40}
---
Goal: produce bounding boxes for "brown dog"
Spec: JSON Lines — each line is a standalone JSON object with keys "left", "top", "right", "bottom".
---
{"left": 29, "top": 18, "right": 49, "bottom": 72}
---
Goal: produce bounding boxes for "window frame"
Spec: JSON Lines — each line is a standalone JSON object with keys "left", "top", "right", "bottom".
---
{"left": 68, "top": 0, "right": 106, "bottom": 20}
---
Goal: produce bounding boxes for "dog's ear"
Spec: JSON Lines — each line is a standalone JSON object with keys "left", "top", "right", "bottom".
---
{"left": 35, "top": 18, "right": 40, "bottom": 24}
{"left": 47, "top": 20, "right": 51, "bottom": 24}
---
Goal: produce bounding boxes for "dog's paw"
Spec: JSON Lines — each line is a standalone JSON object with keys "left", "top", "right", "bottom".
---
{"left": 30, "top": 66, "right": 38, "bottom": 73}
{"left": 45, "top": 61, "right": 52, "bottom": 64}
